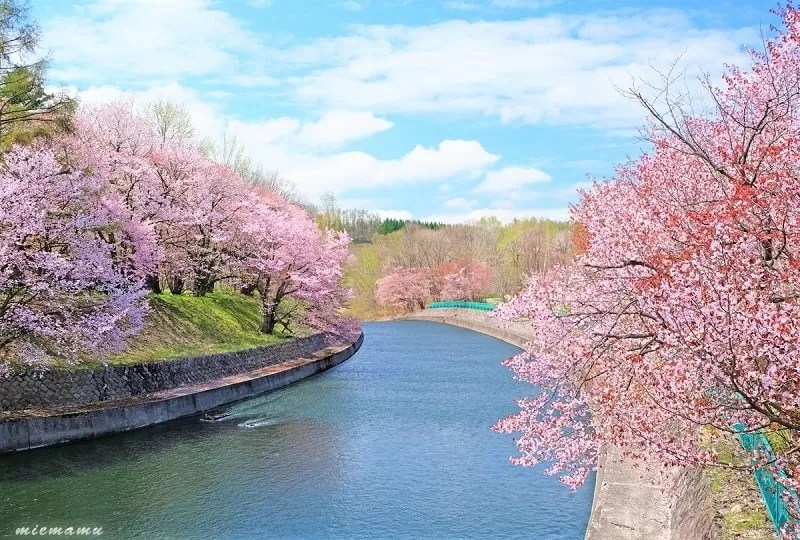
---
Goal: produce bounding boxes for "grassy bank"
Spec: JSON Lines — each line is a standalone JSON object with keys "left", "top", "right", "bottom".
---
{"left": 104, "top": 290, "right": 292, "bottom": 366}
{"left": 705, "top": 433, "right": 773, "bottom": 539}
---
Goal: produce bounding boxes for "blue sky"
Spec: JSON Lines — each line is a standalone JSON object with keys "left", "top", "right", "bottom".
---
{"left": 34, "top": 0, "right": 780, "bottom": 222}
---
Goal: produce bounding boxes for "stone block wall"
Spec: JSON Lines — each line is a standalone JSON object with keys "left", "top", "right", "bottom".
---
{"left": 0, "top": 334, "right": 326, "bottom": 411}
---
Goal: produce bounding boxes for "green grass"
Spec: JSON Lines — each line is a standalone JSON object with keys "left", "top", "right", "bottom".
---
{"left": 100, "top": 290, "right": 292, "bottom": 366}
{"left": 720, "top": 508, "right": 770, "bottom": 536}
{"left": 703, "top": 430, "right": 774, "bottom": 540}
{"left": 709, "top": 467, "right": 732, "bottom": 494}
{"left": 764, "top": 427, "right": 794, "bottom": 453}
{"left": 707, "top": 434, "right": 736, "bottom": 495}
{"left": 715, "top": 437, "right": 738, "bottom": 466}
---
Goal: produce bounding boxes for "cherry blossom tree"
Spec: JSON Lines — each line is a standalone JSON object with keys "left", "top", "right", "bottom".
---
{"left": 435, "top": 260, "right": 493, "bottom": 301}
{"left": 0, "top": 144, "right": 154, "bottom": 373}
{"left": 149, "top": 145, "right": 249, "bottom": 296}
{"left": 236, "top": 190, "right": 356, "bottom": 339}
{"left": 375, "top": 260, "right": 492, "bottom": 309}
{"left": 375, "top": 267, "right": 435, "bottom": 311}
{"left": 0, "top": 96, "right": 358, "bottom": 377}
{"left": 46, "top": 101, "right": 358, "bottom": 349}
{"left": 62, "top": 103, "right": 252, "bottom": 296}
{"left": 494, "top": 5, "right": 800, "bottom": 521}
{"left": 59, "top": 102, "right": 167, "bottom": 291}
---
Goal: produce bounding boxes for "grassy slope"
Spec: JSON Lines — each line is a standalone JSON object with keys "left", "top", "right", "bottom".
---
{"left": 105, "top": 290, "right": 291, "bottom": 365}
{"left": 704, "top": 433, "right": 773, "bottom": 539}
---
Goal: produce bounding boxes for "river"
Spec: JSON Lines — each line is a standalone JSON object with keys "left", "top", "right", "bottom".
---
{"left": 0, "top": 321, "right": 594, "bottom": 539}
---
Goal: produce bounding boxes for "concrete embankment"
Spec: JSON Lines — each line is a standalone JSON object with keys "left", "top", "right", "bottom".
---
{"left": 0, "top": 334, "right": 330, "bottom": 410}
{"left": 402, "top": 308, "right": 532, "bottom": 347}
{"left": 0, "top": 333, "right": 363, "bottom": 452}
{"left": 400, "top": 309, "right": 715, "bottom": 540}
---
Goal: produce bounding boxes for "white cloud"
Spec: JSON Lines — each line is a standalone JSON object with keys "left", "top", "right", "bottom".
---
{"left": 336, "top": 197, "right": 375, "bottom": 208}
{"left": 373, "top": 209, "right": 414, "bottom": 220}
{"left": 443, "top": 197, "right": 475, "bottom": 210}
{"left": 43, "top": 3, "right": 761, "bottom": 133}
{"left": 333, "top": 199, "right": 412, "bottom": 221}
{"left": 491, "top": 0, "right": 559, "bottom": 9}
{"left": 227, "top": 111, "right": 393, "bottom": 150}
{"left": 228, "top": 117, "right": 303, "bottom": 144}
{"left": 447, "top": 0, "right": 559, "bottom": 10}
{"left": 42, "top": 0, "right": 264, "bottom": 84}
{"left": 40, "top": 3, "right": 769, "bottom": 223}
{"left": 474, "top": 166, "right": 551, "bottom": 194}
{"left": 66, "top": 82, "right": 227, "bottom": 140}
{"left": 519, "top": 180, "right": 596, "bottom": 201}
{"left": 445, "top": 1, "right": 481, "bottom": 10}
{"left": 296, "top": 111, "right": 394, "bottom": 148}
{"left": 283, "top": 139, "right": 500, "bottom": 195}
{"left": 423, "top": 206, "right": 570, "bottom": 224}
{"left": 225, "top": 74, "right": 280, "bottom": 88}
{"left": 66, "top": 84, "right": 491, "bottom": 199}
{"left": 341, "top": 0, "right": 369, "bottom": 11}
{"left": 286, "top": 13, "right": 757, "bottom": 129}
{"left": 438, "top": 183, "right": 453, "bottom": 193}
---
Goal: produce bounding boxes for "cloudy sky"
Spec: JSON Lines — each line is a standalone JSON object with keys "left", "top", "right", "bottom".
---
{"left": 34, "top": 0, "right": 778, "bottom": 222}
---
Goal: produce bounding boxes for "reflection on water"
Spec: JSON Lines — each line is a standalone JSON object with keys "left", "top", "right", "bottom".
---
{"left": 0, "top": 321, "right": 594, "bottom": 539}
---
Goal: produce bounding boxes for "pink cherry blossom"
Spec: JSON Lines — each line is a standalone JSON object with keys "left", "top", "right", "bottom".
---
{"left": 0, "top": 144, "right": 153, "bottom": 370}
{"left": 0, "top": 102, "right": 356, "bottom": 371}
{"left": 494, "top": 8, "right": 800, "bottom": 530}
{"left": 434, "top": 260, "right": 493, "bottom": 301}
{"left": 375, "top": 267, "right": 435, "bottom": 310}
{"left": 235, "top": 189, "right": 357, "bottom": 340}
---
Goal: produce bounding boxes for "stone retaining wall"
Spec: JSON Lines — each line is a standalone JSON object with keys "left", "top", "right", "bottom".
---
{"left": 0, "top": 333, "right": 363, "bottom": 452}
{"left": 0, "top": 334, "right": 326, "bottom": 411}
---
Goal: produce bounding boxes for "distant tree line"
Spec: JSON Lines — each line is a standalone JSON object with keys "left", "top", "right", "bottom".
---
{"left": 306, "top": 192, "right": 447, "bottom": 243}
{"left": 376, "top": 218, "right": 446, "bottom": 235}
{"left": 342, "top": 217, "right": 573, "bottom": 318}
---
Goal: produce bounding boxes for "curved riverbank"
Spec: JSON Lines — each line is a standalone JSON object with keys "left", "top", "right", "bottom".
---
{"left": 400, "top": 308, "right": 714, "bottom": 540}
{"left": 0, "top": 333, "right": 330, "bottom": 411}
{"left": 0, "top": 321, "right": 593, "bottom": 539}
{"left": 401, "top": 309, "right": 531, "bottom": 347}
{"left": 0, "top": 332, "right": 363, "bottom": 452}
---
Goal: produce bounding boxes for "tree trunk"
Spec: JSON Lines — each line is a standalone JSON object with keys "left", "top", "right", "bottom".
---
{"left": 145, "top": 274, "right": 162, "bottom": 294}
{"left": 193, "top": 273, "right": 214, "bottom": 297}
{"left": 168, "top": 275, "right": 185, "bottom": 295}
{"left": 260, "top": 298, "right": 278, "bottom": 334}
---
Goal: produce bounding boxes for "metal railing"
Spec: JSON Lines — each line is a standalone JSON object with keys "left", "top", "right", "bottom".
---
{"left": 427, "top": 300, "right": 497, "bottom": 311}
{"left": 735, "top": 424, "right": 800, "bottom": 535}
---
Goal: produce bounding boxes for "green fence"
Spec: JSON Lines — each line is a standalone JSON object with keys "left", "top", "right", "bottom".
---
{"left": 427, "top": 300, "right": 497, "bottom": 311}
{"left": 734, "top": 424, "right": 799, "bottom": 535}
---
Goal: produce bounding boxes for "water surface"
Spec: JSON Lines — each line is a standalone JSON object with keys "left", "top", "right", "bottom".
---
{"left": 0, "top": 321, "right": 594, "bottom": 539}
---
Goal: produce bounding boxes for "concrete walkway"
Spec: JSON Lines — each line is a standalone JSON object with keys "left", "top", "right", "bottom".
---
{"left": 400, "top": 309, "right": 678, "bottom": 540}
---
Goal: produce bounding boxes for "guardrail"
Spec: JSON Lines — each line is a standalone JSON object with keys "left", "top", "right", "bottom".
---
{"left": 735, "top": 424, "right": 800, "bottom": 535}
{"left": 427, "top": 300, "right": 498, "bottom": 311}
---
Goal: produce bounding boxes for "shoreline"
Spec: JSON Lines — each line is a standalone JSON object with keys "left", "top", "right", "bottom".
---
{"left": 0, "top": 332, "right": 363, "bottom": 452}
{"left": 394, "top": 308, "right": 711, "bottom": 540}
